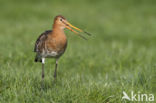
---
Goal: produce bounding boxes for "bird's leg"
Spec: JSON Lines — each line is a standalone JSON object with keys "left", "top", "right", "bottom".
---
{"left": 41, "top": 58, "right": 45, "bottom": 88}
{"left": 54, "top": 58, "right": 58, "bottom": 81}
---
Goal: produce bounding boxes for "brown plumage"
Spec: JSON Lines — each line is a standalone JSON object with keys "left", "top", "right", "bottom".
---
{"left": 34, "top": 29, "right": 67, "bottom": 62}
{"left": 34, "top": 30, "right": 52, "bottom": 62}
{"left": 34, "top": 15, "right": 91, "bottom": 84}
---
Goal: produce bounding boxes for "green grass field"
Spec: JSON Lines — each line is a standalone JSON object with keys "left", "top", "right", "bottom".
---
{"left": 0, "top": 0, "right": 156, "bottom": 102}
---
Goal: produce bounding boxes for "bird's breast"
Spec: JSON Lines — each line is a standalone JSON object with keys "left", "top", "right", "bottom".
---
{"left": 43, "top": 34, "right": 67, "bottom": 58}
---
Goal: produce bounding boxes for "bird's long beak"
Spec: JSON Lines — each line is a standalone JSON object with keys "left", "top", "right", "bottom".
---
{"left": 65, "top": 26, "right": 87, "bottom": 40}
{"left": 63, "top": 20, "right": 92, "bottom": 40}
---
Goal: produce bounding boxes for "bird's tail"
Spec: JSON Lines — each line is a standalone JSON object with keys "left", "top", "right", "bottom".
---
{"left": 34, "top": 55, "right": 42, "bottom": 62}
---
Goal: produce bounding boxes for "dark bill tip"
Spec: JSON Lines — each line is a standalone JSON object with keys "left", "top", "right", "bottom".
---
{"left": 78, "top": 33, "right": 88, "bottom": 40}
{"left": 84, "top": 31, "right": 92, "bottom": 36}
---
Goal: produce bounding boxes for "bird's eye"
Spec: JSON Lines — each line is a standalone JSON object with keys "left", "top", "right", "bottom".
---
{"left": 60, "top": 18, "right": 62, "bottom": 21}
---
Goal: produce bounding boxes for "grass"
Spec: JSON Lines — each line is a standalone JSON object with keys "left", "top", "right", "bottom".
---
{"left": 0, "top": 0, "right": 156, "bottom": 102}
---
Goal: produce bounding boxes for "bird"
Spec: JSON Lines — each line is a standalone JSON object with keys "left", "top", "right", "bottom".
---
{"left": 34, "top": 15, "right": 91, "bottom": 84}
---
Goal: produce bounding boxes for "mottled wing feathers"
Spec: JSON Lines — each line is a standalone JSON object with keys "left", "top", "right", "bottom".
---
{"left": 34, "top": 30, "right": 52, "bottom": 52}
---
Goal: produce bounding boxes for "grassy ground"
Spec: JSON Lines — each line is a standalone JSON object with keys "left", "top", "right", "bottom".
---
{"left": 0, "top": 0, "right": 156, "bottom": 102}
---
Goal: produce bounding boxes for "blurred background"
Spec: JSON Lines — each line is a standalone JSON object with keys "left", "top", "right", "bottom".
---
{"left": 0, "top": 0, "right": 156, "bottom": 102}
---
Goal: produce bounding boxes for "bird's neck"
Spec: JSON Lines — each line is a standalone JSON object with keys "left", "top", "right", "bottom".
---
{"left": 52, "top": 25, "right": 65, "bottom": 36}
{"left": 51, "top": 25, "right": 67, "bottom": 44}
